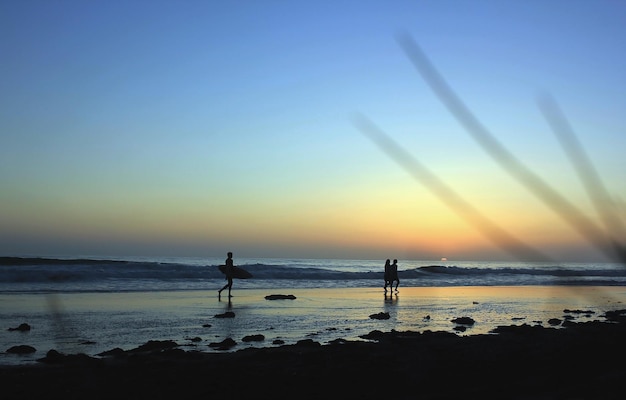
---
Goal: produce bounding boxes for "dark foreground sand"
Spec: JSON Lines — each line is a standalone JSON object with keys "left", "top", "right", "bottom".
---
{"left": 3, "top": 309, "right": 626, "bottom": 399}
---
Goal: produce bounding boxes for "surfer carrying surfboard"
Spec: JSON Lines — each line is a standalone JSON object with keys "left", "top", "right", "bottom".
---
{"left": 218, "top": 252, "right": 234, "bottom": 299}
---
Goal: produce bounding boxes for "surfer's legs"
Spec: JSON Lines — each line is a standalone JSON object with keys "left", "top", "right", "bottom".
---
{"left": 218, "top": 279, "right": 231, "bottom": 299}
{"left": 222, "top": 278, "right": 232, "bottom": 298}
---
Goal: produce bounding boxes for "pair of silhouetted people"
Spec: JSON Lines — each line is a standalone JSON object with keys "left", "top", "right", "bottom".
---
{"left": 218, "top": 251, "right": 234, "bottom": 299}
{"left": 384, "top": 259, "right": 399, "bottom": 292}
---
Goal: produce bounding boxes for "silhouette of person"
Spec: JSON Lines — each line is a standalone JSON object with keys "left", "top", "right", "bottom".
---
{"left": 218, "top": 251, "right": 234, "bottom": 299}
{"left": 383, "top": 259, "right": 392, "bottom": 292}
{"left": 390, "top": 259, "right": 400, "bottom": 291}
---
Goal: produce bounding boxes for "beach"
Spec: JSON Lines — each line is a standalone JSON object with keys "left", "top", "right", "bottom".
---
{"left": 3, "top": 286, "right": 624, "bottom": 363}
{"left": 3, "top": 285, "right": 626, "bottom": 398}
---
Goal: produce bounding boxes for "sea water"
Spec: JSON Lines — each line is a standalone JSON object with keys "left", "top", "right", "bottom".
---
{"left": 1, "top": 256, "right": 625, "bottom": 293}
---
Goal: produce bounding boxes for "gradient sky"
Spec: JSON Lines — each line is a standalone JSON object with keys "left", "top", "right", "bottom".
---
{"left": 1, "top": 1, "right": 625, "bottom": 261}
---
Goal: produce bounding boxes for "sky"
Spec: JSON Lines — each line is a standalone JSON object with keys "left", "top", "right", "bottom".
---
{"left": 1, "top": 1, "right": 625, "bottom": 262}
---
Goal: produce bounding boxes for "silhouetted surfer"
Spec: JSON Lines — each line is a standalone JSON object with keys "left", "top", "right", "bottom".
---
{"left": 218, "top": 252, "right": 234, "bottom": 299}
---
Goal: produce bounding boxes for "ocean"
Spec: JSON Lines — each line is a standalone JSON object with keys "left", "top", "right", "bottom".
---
{"left": 2, "top": 256, "right": 625, "bottom": 293}
{"left": 2, "top": 256, "right": 626, "bottom": 366}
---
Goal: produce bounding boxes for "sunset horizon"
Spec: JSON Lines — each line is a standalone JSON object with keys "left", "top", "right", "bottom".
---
{"left": 2, "top": 1, "right": 624, "bottom": 264}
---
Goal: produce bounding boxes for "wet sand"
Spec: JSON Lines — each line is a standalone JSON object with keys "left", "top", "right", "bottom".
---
{"left": 3, "top": 286, "right": 626, "bottom": 398}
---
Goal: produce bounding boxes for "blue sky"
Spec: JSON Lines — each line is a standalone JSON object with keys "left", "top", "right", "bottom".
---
{"left": 1, "top": 1, "right": 625, "bottom": 261}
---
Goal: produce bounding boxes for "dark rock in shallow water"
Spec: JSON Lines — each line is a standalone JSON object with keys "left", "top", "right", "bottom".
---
{"left": 360, "top": 330, "right": 385, "bottom": 340}
{"left": 604, "top": 309, "right": 626, "bottom": 321}
{"left": 265, "top": 294, "right": 296, "bottom": 300}
{"left": 242, "top": 334, "right": 265, "bottom": 342}
{"left": 451, "top": 317, "right": 475, "bottom": 325}
{"left": 97, "top": 347, "right": 125, "bottom": 357}
{"left": 490, "top": 323, "right": 548, "bottom": 335}
{"left": 209, "top": 338, "right": 237, "bottom": 350}
{"left": 40, "top": 349, "right": 64, "bottom": 362}
{"left": 37, "top": 349, "right": 97, "bottom": 364}
{"left": 562, "top": 319, "right": 579, "bottom": 328}
{"left": 7, "top": 344, "right": 36, "bottom": 354}
{"left": 360, "top": 329, "right": 458, "bottom": 342}
{"left": 129, "top": 340, "right": 178, "bottom": 353}
{"left": 369, "top": 312, "right": 390, "bottom": 320}
{"left": 453, "top": 325, "right": 467, "bottom": 332}
{"left": 8, "top": 323, "right": 31, "bottom": 332}
{"left": 272, "top": 339, "right": 285, "bottom": 345}
{"left": 215, "top": 311, "right": 235, "bottom": 318}
{"left": 294, "top": 339, "right": 320, "bottom": 348}
{"left": 548, "top": 318, "right": 562, "bottom": 326}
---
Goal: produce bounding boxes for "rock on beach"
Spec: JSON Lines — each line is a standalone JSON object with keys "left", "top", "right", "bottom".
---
{"left": 265, "top": 294, "right": 296, "bottom": 300}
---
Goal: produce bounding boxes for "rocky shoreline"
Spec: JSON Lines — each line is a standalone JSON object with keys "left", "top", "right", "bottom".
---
{"left": 3, "top": 309, "right": 626, "bottom": 398}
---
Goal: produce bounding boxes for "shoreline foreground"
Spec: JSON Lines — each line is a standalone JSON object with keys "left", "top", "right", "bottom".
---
{"left": 3, "top": 314, "right": 626, "bottom": 398}
{"left": 3, "top": 306, "right": 626, "bottom": 398}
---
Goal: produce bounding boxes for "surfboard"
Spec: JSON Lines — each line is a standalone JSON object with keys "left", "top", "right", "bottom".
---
{"left": 218, "top": 265, "right": 252, "bottom": 279}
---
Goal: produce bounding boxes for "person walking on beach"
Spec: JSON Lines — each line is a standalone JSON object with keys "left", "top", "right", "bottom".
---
{"left": 218, "top": 251, "right": 234, "bottom": 299}
{"left": 383, "top": 259, "right": 392, "bottom": 292}
{"left": 390, "top": 259, "right": 400, "bottom": 291}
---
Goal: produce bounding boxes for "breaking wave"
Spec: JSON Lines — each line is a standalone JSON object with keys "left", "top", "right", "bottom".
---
{"left": 1, "top": 256, "right": 625, "bottom": 292}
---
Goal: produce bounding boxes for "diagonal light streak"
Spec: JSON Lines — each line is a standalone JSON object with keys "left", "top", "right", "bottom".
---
{"left": 537, "top": 94, "right": 626, "bottom": 263}
{"left": 353, "top": 114, "right": 549, "bottom": 262}
{"left": 395, "top": 32, "right": 620, "bottom": 262}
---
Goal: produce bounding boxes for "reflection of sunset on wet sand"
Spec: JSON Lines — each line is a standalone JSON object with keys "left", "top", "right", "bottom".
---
{"left": 4, "top": 286, "right": 625, "bottom": 366}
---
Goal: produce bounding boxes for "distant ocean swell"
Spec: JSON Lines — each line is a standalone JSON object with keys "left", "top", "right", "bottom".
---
{"left": 1, "top": 257, "right": 625, "bottom": 292}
